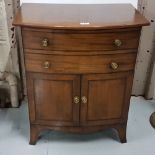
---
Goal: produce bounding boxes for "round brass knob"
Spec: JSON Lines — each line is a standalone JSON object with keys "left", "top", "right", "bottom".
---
{"left": 111, "top": 62, "right": 119, "bottom": 70}
{"left": 81, "top": 96, "right": 87, "bottom": 104}
{"left": 43, "top": 61, "right": 50, "bottom": 69}
{"left": 74, "top": 96, "right": 80, "bottom": 104}
{"left": 114, "top": 39, "right": 122, "bottom": 47}
{"left": 42, "top": 38, "right": 49, "bottom": 47}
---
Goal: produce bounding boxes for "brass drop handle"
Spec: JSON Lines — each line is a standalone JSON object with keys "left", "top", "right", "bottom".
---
{"left": 114, "top": 39, "right": 122, "bottom": 47}
{"left": 42, "top": 38, "right": 49, "bottom": 47}
{"left": 81, "top": 96, "right": 87, "bottom": 104}
{"left": 111, "top": 62, "right": 119, "bottom": 70}
{"left": 43, "top": 61, "right": 50, "bottom": 69}
{"left": 74, "top": 96, "right": 80, "bottom": 104}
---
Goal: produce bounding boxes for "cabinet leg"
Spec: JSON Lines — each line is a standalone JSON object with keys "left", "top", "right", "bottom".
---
{"left": 116, "top": 125, "right": 127, "bottom": 143}
{"left": 29, "top": 125, "right": 40, "bottom": 145}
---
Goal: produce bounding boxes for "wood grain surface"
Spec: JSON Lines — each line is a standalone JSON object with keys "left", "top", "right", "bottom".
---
{"left": 13, "top": 3, "right": 149, "bottom": 29}
{"left": 25, "top": 53, "right": 137, "bottom": 74}
{"left": 22, "top": 28, "right": 140, "bottom": 51}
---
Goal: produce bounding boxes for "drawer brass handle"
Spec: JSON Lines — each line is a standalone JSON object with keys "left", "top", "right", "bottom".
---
{"left": 111, "top": 62, "right": 119, "bottom": 70}
{"left": 81, "top": 96, "right": 87, "bottom": 104}
{"left": 114, "top": 39, "right": 122, "bottom": 47}
{"left": 43, "top": 61, "right": 50, "bottom": 69}
{"left": 74, "top": 96, "right": 80, "bottom": 104}
{"left": 42, "top": 38, "right": 49, "bottom": 47}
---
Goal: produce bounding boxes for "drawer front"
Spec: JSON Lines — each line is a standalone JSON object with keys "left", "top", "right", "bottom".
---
{"left": 25, "top": 53, "right": 137, "bottom": 74}
{"left": 22, "top": 29, "right": 140, "bottom": 51}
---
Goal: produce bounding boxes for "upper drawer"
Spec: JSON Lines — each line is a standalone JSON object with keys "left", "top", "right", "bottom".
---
{"left": 22, "top": 29, "right": 140, "bottom": 51}
{"left": 25, "top": 53, "right": 137, "bottom": 74}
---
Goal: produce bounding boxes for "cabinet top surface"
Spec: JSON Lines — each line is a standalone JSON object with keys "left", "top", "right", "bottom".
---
{"left": 13, "top": 3, "right": 149, "bottom": 30}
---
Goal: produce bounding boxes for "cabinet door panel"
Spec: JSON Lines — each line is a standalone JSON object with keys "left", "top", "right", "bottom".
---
{"left": 80, "top": 72, "right": 133, "bottom": 126}
{"left": 27, "top": 73, "right": 80, "bottom": 126}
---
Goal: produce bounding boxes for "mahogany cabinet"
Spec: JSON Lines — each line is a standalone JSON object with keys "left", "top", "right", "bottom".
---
{"left": 13, "top": 3, "right": 149, "bottom": 145}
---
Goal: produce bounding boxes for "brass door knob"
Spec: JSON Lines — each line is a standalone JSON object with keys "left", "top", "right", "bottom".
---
{"left": 74, "top": 96, "right": 80, "bottom": 104}
{"left": 114, "top": 39, "right": 122, "bottom": 47}
{"left": 111, "top": 62, "right": 119, "bottom": 70}
{"left": 43, "top": 61, "right": 50, "bottom": 69}
{"left": 42, "top": 38, "right": 49, "bottom": 47}
{"left": 81, "top": 96, "right": 87, "bottom": 104}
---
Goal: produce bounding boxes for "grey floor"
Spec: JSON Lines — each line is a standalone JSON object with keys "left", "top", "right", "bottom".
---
{"left": 0, "top": 96, "right": 155, "bottom": 155}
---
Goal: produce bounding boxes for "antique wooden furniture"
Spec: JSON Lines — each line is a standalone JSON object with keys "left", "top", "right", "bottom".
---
{"left": 13, "top": 3, "right": 149, "bottom": 145}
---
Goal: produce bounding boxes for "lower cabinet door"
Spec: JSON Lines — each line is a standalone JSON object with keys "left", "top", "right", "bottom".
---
{"left": 80, "top": 72, "right": 133, "bottom": 126}
{"left": 27, "top": 73, "right": 80, "bottom": 126}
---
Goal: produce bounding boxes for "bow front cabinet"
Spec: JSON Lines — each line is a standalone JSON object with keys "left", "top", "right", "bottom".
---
{"left": 13, "top": 3, "right": 149, "bottom": 145}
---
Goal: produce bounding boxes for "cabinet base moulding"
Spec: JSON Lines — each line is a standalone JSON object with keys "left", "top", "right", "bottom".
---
{"left": 29, "top": 124, "right": 127, "bottom": 145}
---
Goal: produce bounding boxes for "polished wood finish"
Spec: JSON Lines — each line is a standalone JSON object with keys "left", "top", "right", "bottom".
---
{"left": 13, "top": 4, "right": 149, "bottom": 145}
{"left": 25, "top": 49, "right": 138, "bottom": 55}
{"left": 22, "top": 29, "right": 140, "bottom": 51}
{"left": 27, "top": 73, "right": 80, "bottom": 126}
{"left": 25, "top": 53, "right": 137, "bottom": 74}
{"left": 80, "top": 72, "right": 133, "bottom": 126}
{"left": 13, "top": 3, "right": 149, "bottom": 29}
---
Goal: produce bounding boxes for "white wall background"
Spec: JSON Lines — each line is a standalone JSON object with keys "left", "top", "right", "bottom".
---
{"left": 21, "top": 0, "right": 138, "bottom": 8}
{"left": 0, "top": 0, "right": 10, "bottom": 72}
